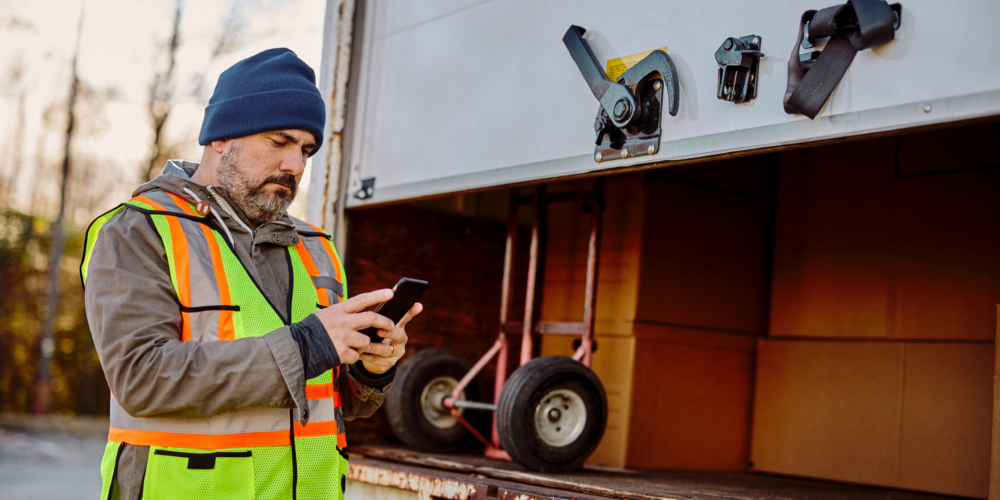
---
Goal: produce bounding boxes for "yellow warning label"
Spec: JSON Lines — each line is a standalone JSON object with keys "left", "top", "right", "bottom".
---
{"left": 606, "top": 47, "right": 669, "bottom": 82}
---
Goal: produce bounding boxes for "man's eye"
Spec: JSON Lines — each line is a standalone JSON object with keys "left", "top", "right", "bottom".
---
{"left": 273, "top": 140, "right": 287, "bottom": 147}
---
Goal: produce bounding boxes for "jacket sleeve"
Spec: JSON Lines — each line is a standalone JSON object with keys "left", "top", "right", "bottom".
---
{"left": 85, "top": 208, "right": 310, "bottom": 420}
{"left": 339, "top": 364, "right": 395, "bottom": 421}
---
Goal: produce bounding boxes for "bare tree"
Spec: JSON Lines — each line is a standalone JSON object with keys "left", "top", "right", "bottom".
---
{"left": 140, "top": 0, "right": 249, "bottom": 183}
{"left": 0, "top": 7, "right": 35, "bottom": 209}
{"left": 67, "top": 82, "right": 122, "bottom": 223}
{"left": 189, "top": 0, "right": 247, "bottom": 103}
{"left": 212, "top": 1, "right": 246, "bottom": 60}
{"left": 1, "top": 57, "right": 28, "bottom": 210}
{"left": 140, "top": 0, "right": 183, "bottom": 183}
{"left": 33, "top": 6, "right": 84, "bottom": 415}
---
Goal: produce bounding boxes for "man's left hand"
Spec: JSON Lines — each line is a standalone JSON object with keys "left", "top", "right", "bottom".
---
{"left": 360, "top": 302, "right": 422, "bottom": 374}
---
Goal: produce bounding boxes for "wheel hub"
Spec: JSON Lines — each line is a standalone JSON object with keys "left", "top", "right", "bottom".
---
{"left": 534, "top": 388, "right": 586, "bottom": 447}
{"left": 420, "top": 376, "right": 465, "bottom": 429}
{"left": 547, "top": 408, "right": 561, "bottom": 422}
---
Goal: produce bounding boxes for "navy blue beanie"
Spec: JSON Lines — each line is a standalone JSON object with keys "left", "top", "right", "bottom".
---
{"left": 199, "top": 48, "right": 325, "bottom": 156}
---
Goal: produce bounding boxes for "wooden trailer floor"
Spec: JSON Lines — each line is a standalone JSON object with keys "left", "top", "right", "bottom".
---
{"left": 347, "top": 445, "right": 961, "bottom": 500}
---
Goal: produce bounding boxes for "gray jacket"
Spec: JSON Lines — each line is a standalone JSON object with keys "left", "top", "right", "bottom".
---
{"left": 85, "top": 161, "right": 389, "bottom": 499}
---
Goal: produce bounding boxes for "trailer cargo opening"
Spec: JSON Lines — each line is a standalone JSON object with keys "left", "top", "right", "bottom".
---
{"left": 305, "top": 1, "right": 1000, "bottom": 499}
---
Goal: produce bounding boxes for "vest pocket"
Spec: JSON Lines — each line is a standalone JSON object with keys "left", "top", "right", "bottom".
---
{"left": 143, "top": 448, "right": 254, "bottom": 500}
{"left": 99, "top": 441, "right": 124, "bottom": 500}
{"left": 337, "top": 447, "right": 350, "bottom": 500}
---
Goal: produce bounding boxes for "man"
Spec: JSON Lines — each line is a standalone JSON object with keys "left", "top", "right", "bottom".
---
{"left": 82, "top": 48, "right": 418, "bottom": 500}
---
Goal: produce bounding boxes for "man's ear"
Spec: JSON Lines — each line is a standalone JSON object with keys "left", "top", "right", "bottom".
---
{"left": 211, "top": 139, "right": 228, "bottom": 154}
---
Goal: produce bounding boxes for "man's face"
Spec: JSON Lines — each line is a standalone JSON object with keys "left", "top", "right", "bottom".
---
{"left": 217, "top": 129, "right": 317, "bottom": 225}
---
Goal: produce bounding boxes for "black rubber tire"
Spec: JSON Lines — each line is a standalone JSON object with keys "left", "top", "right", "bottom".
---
{"left": 385, "top": 348, "right": 482, "bottom": 451}
{"left": 496, "top": 356, "right": 608, "bottom": 472}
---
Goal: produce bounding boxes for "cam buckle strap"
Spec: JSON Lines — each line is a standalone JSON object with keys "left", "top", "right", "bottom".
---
{"left": 784, "top": 0, "right": 901, "bottom": 119}
{"left": 311, "top": 275, "right": 344, "bottom": 298}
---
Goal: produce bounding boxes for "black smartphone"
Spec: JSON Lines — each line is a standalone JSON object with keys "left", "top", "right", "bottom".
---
{"left": 360, "top": 278, "right": 429, "bottom": 342}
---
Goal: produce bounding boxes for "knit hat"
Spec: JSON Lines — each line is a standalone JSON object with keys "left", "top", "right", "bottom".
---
{"left": 199, "top": 48, "right": 325, "bottom": 156}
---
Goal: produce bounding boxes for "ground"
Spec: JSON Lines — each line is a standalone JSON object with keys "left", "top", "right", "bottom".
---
{"left": 0, "top": 416, "right": 107, "bottom": 500}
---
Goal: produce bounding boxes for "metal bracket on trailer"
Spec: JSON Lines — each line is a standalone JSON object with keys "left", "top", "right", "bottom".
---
{"left": 562, "top": 26, "right": 679, "bottom": 163}
{"left": 353, "top": 177, "right": 375, "bottom": 200}
{"left": 716, "top": 35, "right": 764, "bottom": 103}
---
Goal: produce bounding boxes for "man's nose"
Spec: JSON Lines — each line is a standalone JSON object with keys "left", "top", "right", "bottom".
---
{"left": 279, "top": 152, "right": 307, "bottom": 176}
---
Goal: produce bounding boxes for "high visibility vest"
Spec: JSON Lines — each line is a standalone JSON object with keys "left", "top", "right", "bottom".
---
{"left": 82, "top": 189, "right": 350, "bottom": 500}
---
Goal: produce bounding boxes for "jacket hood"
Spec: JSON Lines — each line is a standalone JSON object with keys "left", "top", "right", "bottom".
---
{"left": 134, "top": 160, "right": 298, "bottom": 242}
{"left": 133, "top": 160, "right": 214, "bottom": 200}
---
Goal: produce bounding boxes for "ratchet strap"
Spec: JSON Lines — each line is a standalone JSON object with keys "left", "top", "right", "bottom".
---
{"left": 784, "top": 0, "right": 901, "bottom": 119}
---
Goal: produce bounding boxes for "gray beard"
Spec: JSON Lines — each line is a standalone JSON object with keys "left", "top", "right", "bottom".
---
{"left": 217, "top": 141, "right": 297, "bottom": 226}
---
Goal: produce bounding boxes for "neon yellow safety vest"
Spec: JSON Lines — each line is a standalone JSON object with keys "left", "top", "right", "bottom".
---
{"left": 82, "top": 189, "right": 349, "bottom": 500}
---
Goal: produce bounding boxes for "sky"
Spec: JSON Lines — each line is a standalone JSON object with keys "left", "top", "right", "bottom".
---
{"left": 0, "top": 0, "right": 327, "bottom": 224}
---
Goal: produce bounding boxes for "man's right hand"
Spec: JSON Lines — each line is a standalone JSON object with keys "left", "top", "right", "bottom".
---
{"left": 313, "top": 289, "right": 395, "bottom": 364}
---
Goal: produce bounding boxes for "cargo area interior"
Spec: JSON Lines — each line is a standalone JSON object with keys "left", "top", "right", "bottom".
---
{"left": 345, "top": 120, "right": 999, "bottom": 499}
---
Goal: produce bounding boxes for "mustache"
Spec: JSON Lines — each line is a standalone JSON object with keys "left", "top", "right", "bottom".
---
{"left": 257, "top": 174, "right": 298, "bottom": 192}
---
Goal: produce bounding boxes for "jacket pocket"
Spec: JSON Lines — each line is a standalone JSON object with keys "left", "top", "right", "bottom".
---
{"left": 178, "top": 305, "right": 241, "bottom": 342}
{"left": 143, "top": 448, "right": 254, "bottom": 500}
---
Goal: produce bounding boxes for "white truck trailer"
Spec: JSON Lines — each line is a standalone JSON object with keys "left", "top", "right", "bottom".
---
{"left": 306, "top": 1, "right": 1000, "bottom": 499}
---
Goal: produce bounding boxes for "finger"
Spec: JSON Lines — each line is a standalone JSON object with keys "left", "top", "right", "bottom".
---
{"left": 359, "top": 353, "right": 387, "bottom": 365}
{"left": 379, "top": 325, "right": 408, "bottom": 344}
{"left": 346, "top": 311, "right": 395, "bottom": 332}
{"left": 395, "top": 303, "right": 423, "bottom": 329}
{"left": 364, "top": 342, "right": 393, "bottom": 357}
{"left": 336, "top": 289, "right": 393, "bottom": 314}
{"left": 340, "top": 348, "right": 361, "bottom": 364}
{"left": 339, "top": 330, "right": 372, "bottom": 349}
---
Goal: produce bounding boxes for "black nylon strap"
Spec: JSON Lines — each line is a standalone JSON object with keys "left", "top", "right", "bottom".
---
{"left": 809, "top": 5, "right": 847, "bottom": 39}
{"left": 786, "top": 33, "right": 858, "bottom": 118}
{"left": 784, "top": 0, "right": 899, "bottom": 119}
{"left": 784, "top": 10, "right": 816, "bottom": 116}
{"left": 853, "top": 0, "right": 896, "bottom": 49}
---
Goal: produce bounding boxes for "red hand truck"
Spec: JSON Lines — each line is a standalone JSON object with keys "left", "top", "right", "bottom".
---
{"left": 386, "top": 180, "right": 609, "bottom": 472}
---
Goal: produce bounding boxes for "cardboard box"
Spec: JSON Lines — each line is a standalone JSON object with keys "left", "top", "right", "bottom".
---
{"left": 752, "top": 339, "right": 992, "bottom": 498}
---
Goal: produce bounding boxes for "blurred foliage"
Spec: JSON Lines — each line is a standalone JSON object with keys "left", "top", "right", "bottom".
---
{"left": 0, "top": 209, "right": 109, "bottom": 415}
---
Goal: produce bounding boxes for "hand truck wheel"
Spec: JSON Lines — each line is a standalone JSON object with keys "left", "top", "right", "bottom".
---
{"left": 385, "top": 348, "right": 484, "bottom": 451}
{"left": 496, "top": 356, "right": 608, "bottom": 472}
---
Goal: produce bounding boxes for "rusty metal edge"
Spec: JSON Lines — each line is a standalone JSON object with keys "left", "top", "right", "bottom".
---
{"left": 350, "top": 447, "right": 685, "bottom": 500}
{"left": 348, "top": 456, "right": 642, "bottom": 500}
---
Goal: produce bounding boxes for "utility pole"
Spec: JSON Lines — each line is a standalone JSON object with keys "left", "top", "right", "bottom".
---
{"left": 33, "top": 5, "right": 84, "bottom": 415}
